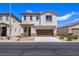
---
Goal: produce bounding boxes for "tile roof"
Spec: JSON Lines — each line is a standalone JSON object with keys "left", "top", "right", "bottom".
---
{"left": 58, "top": 21, "right": 79, "bottom": 28}
{"left": 21, "top": 10, "right": 57, "bottom": 16}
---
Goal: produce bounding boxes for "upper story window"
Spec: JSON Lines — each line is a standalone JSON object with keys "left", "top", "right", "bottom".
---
{"left": 46, "top": 15, "right": 52, "bottom": 21}
{"left": 6, "top": 16, "right": 9, "bottom": 20}
{"left": 36, "top": 15, "right": 40, "bottom": 21}
{"left": 30, "top": 16, "right": 32, "bottom": 20}
{"left": 0, "top": 16, "right": 2, "bottom": 20}
{"left": 24, "top": 16, "right": 26, "bottom": 20}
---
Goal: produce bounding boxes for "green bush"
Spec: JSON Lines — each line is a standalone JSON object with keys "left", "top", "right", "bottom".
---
{"left": 67, "top": 35, "right": 73, "bottom": 41}
{"left": 69, "top": 33, "right": 73, "bottom": 35}
{"left": 66, "top": 33, "right": 78, "bottom": 41}
{"left": 59, "top": 35, "right": 65, "bottom": 39}
{"left": 73, "top": 35, "right": 78, "bottom": 39}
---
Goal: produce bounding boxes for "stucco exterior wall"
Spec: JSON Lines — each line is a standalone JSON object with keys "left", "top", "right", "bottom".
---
{"left": 68, "top": 24, "right": 79, "bottom": 36}
{"left": 21, "top": 11, "right": 57, "bottom": 36}
{"left": 69, "top": 24, "right": 79, "bottom": 28}
{"left": 0, "top": 15, "right": 22, "bottom": 36}
{"left": 57, "top": 27, "right": 69, "bottom": 36}
{"left": 58, "top": 24, "right": 79, "bottom": 36}
{"left": 22, "top": 13, "right": 57, "bottom": 26}
{"left": 40, "top": 13, "right": 57, "bottom": 26}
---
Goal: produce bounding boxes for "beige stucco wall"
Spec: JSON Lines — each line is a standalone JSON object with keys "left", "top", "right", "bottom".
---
{"left": 22, "top": 12, "right": 57, "bottom": 37}
{"left": 57, "top": 24, "right": 79, "bottom": 36}
{"left": 0, "top": 15, "right": 22, "bottom": 36}
{"left": 22, "top": 12, "right": 57, "bottom": 26}
{"left": 57, "top": 27, "right": 69, "bottom": 36}
{"left": 69, "top": 24, "right": 79, "bottom": 36}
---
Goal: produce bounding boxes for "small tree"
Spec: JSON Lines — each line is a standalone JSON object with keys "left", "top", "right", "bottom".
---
{"left": 26, "top": 27, "right": 29, "bottom": 32}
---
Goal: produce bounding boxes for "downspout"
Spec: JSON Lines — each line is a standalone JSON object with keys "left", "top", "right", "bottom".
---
{"left": 9, "top": 3, "right": 11, "bottom": 37}
{"left": 39, "top": 14, "right": 41, "bottom": 27}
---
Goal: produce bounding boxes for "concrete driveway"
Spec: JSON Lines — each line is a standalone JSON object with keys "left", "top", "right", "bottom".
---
{"left": 34, "top": 37, "right": 62, "bottom": 42}
{"left": 0, "top": 36, "right": 62, "bottom": 42}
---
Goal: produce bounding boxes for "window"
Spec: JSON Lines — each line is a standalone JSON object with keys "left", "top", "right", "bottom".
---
{"left": 0, "top": 16, "right": 2, "bottom": 20}
{"left": 6, "top": 16, "right": 9, "bottom": 20}
{"left": 36, "top": 15, "right": 40, "bottom": 20}
{"left": 30, "top": 16, "right": 32, "bottom": 20}
{"left": 24, "top": 16, "right": 26, "bottom": 20}
{"left": 46, "top": 15, "right": 52, "bottom": 21}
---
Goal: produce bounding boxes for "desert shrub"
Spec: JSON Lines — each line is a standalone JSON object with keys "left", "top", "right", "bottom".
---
{"left": 7, "top": 36, "right": 10, "bottom": 40}
{"left": 73, "top": 35, "right": 78, "bottom": 39}
{"left": 0, "top": 38, "right": 3, "bottom": 40}
{"left": 17, "top": 39, "right": 20, "bottom": 41}
{"left": 68, "top": 33, "right": 73, "bottom": 35}
{"left": 17, "top": 36, "right": 21, "bottom": 38}
{"left": 67, "top": 33, "right": 74, "bottom": 41}
{"left": 59, "top": 35, "right": 65, "bottom": 39}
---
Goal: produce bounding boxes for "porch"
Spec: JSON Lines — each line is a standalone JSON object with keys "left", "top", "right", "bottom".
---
{"left": 21, "top": 24, "right": 34, "bottom": 37}
{"left": 0, "top": 23, "right": 11, "bottom": 36}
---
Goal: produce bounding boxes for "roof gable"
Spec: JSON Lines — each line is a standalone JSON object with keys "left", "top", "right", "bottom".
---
{"left": 0, "top": 13, "right": 21, "bottom": 22}
{"left": 58, "top": 21, "right": 79, "bottom": 28}
{"left": 21, "top": 10, "right": 57, "bottom": 16}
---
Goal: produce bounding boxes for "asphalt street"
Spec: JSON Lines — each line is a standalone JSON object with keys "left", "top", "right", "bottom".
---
{"left": 0, "top": 42, "right": 79, "bottom": 56}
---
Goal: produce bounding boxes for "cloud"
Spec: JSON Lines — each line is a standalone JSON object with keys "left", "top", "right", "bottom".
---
{"left": 26, "top": 9, "right": 33, "bottom": 13}
{"left": 71, "top": 18, "right": 79, "bottom": 23}
{"left": 57, "top": 11, "right": 78, "bottom": 21}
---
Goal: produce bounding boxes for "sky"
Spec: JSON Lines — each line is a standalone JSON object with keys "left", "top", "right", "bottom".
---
{"left": 0, "top": 3, "right": 79, "bottom": 27}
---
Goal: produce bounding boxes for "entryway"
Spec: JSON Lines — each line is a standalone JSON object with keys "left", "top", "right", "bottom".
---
{"left": 24, "top": 27, "right": 31, "bottom": 36}
{"left": 0, "top": 27, "right": 7, "bottom": 36}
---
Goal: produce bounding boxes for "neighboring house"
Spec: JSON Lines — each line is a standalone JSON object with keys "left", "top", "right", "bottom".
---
{"left": 21, "top": 10, "right": 57, "bottom": 37}
{"left": 57, "top": 21, "right": 79, "bottom": 36}
{"left": 0, "top": 13, "right": 22, "bottom": 36}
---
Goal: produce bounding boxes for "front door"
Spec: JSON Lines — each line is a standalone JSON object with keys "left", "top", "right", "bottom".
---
{"left": 1, "top": 27, "right": 7, "bottom": 36}
{"left": 28, "top": 27, "right": 31, "bottom": 36}
{"left": 24, "top": 27, "right": 31, "bottom": 36}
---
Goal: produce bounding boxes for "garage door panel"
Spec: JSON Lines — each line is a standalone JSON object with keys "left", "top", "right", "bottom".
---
{"left": 36, "top": 29, "right": 53, "bottom": 36}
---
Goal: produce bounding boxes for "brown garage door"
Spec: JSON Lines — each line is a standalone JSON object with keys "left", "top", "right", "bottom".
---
{"left": 36, "top": 29, "right": 53, "bottom": 36}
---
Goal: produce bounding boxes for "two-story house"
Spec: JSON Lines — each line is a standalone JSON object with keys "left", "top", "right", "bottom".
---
{"left": 0, "top": 13, "right": 22, "bottom": 36}
{"left": 21, "top": 10, "right": 57, "bottom": 37}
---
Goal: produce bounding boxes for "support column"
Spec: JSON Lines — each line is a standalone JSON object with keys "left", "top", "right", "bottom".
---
{"left": 31, "top": 27, "right": 36, "bottom": 37}
{"left": 53, "top": 28, "right": 57, "bottom": 37}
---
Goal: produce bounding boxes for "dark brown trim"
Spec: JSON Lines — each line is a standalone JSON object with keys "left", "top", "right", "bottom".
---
{"left": 20, "top": 24, "right": 34, "bottom": 27}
